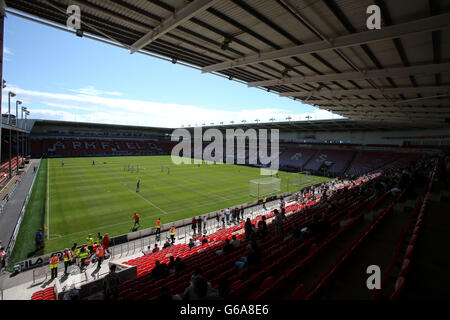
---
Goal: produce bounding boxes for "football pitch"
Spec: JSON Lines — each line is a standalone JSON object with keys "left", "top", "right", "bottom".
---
{"left": 39, "top": 155, "right": 330, "bottom": 253}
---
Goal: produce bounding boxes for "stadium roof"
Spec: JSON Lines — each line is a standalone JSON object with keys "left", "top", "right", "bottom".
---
{"left": 4, "top": 0, "right": 450, "bottom": 128}
{"left": 31, "top": 118, "right": 434, "bottom": 133}
{"left": 182, "top": 118, "right": 435, "bottom": 132}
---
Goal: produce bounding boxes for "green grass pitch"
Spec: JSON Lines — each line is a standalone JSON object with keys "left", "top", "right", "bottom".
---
{"left": 33, "top": 155, "right": 330, "bottom": 253}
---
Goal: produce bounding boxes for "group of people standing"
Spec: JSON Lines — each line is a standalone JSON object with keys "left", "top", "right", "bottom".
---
{"left": 216, "top": 207, "right": 245, "bottom": 228}
{"left": 191, "top": 216, "right": 207, "bottom": 235}
{"left": 48, "top": 232, "right": 111, "bottom": 279}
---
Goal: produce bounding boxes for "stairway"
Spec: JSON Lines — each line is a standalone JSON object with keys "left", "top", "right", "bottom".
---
{"left": 302, "top": 149, "right": 320, "bottom": 170}
{"left": 344, "top": 150, "right": 361, "bottom": 175}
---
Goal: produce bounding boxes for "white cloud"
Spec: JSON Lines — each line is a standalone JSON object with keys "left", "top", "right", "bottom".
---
{"left": 3, "top": 85, "right": 343, "bottom": 127}
{"left": 69, "top": 86, "right": 123, "bottom": 97}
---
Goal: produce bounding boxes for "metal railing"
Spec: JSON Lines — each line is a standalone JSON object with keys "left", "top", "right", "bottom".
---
{"left": 108, "top": 198, "right": 284, "bottom": 260}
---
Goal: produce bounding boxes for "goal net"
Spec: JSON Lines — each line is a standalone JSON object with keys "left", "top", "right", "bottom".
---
{"left": 249, "top": 177, "right": 281, "bottom": 198}
{"left": 291, "top": 171, "right": 312, "bottom": 187}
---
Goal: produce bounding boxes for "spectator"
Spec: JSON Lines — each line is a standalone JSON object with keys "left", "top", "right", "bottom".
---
{"left": 234, "top": 256, "right": 247, "bottom": 271}
{"left": 221, "top": 211, "right": 226, "bottom": 228}
{"left": 280, "top": 207, "right": 286, "bottom": 219}
{"left": 163, "top": 239, "right": 171, "bottom": 249}
{"left": 35, "top": 228, "right": 43, "bottom": 251}
{"left": 257, "top": 216, "right": 268, "bottom": 237}
{"left": 274, "top": 211, "right": 285, "bottom": 237}
{"left": 190, "top": 267, "right": 204, "bottom": 282}
{"left": 225, "top": 208, "right": 231, "bottom": 225}
{"left": 102, "top": 233, "right": 111, "bottom": 254}
{"left": 197, "top": 216, "right": 202, "bottom": 234}
{"left": 103, "top": 265, "right": 120, "bottom": 300}
{"left": 158, "top": 286, "right": 182, "bottom": 301}
{"left": 152, "top": 244, "right": 160, "bottom": 253}
{"left": 167, "top": 256, "right": 176, "bottom": 273}
{"left": 175, "top": 257, "right": 186, "bottom": 273}
{"left": 222, "top": 239, "right": 234, "bottom": 254}
{"left": 231, "top": 208, "right": 239, "bottom": 224}
{"left": 142, "top": 246, "right": 152, "bottom": 256}
{"left": 230, "top": 235, "right": 240, "bottom": 249}
{"left": 202, "top": 216, "right": 207, "bottom": 233}
{"left": 189, "top": 238, "right": 195, "bottom": 250}
{"left": 244, "top": 218, "right": 253, "bottom": 239}
{"left": 202, "top": 235, "right": 208, "bottom": 245}
{"left": 97, "top": 232, "right": 103, "bottom": 242}
{"left": 194, "top": 238, "right": 201, "bottom": 247}
{"left": 184, "top": 274, "right": 220, "bottom": 300}
{"left": 151, "top": 260, "right": 167, "bottom": 278}
{"left": 216, "top": 213, "right": 220, "bottom": 226}
{"left": 192, "top": 217, "right": 197, "bottom": 235}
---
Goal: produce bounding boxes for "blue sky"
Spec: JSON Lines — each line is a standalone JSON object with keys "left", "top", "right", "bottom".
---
{"left": 2, "top": 12, "right": 340, "bottom": 128}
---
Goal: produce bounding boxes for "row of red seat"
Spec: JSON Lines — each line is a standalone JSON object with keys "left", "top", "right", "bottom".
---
{"left": 279, "top": 147, "right": 418, "bottom": 176}
{"left": 304, "top": 189, "right": 407, "bottom": 300}
{"left": 347, "top": 151, "right": 405, "bottom": 176}
{"left": 30, "top": 287, "right": 55, "bottom": 300}
{"left": 35, "top": 138, "right": 172, "bottom": 157}
{"left": 0, "top": 156, "right": 23, "bottom": 185}
{"left": 389, "top": 163, "right": 437, "bottom": 300}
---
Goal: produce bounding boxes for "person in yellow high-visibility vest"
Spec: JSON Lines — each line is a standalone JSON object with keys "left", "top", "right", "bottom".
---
{"left": 49, "top": 253, "right": 59, "bottom": 279}
{"left": 170, "top": 225, "right": 176, "bottom": 244}
{"left": 86, "top": 234, "right": 94, "bottom": 254}
{"left": 79, "top": 245, "right": 90, "bottom": 271}
{"left": 73, "top": 247, "right": 81, "bottom": 266}
{"left": 63, "top": 248, "right": 73, "bottom": 275}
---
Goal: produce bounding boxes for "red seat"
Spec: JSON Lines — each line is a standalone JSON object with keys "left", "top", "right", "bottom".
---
{"left": 249, "top": 288, "right": 270, "bottom": 300}
{"left": 399, "top": 259, "right": 410, "bottom": 278}
{"left": 390, "top": 277, "right": 405, "bottom": 300}
{"left": 290, "top": 283, "right": 307, "bottom": 300}
{"left": 259, "top": 276, "right": 276, "bottom": 290}
{"left": 248, "top": 271, "right": 266, "bottom": 287}
{"left": 404, "top": 245, "right": 414, "bottom": 260}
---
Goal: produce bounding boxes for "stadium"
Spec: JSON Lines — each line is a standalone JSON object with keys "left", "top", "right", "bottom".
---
{"left": 0, "top": 0, "right": 449, "bottom": 306}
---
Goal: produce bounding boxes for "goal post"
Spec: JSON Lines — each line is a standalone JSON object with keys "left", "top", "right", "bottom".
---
{"left": 249, "top": 177, "right": 281, "bottom": 198}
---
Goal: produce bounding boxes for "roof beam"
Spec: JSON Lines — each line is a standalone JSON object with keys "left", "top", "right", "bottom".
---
{"left": 323, "top": 105, "right": 450, "bottom": 113}
{"left": 309, "top": 97, "right": 450, "bottom": 107}
{"left": 247, "top": 62, "right": 450, "bottom": 88}
{"left": 202, "top": 12, "right": 450, "bottom": 73}
{"left": 280, "top": 86, "right": 450, "bottom": 98}
{"left": 130, "top": 0, "right": 220, "bottom": 54}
